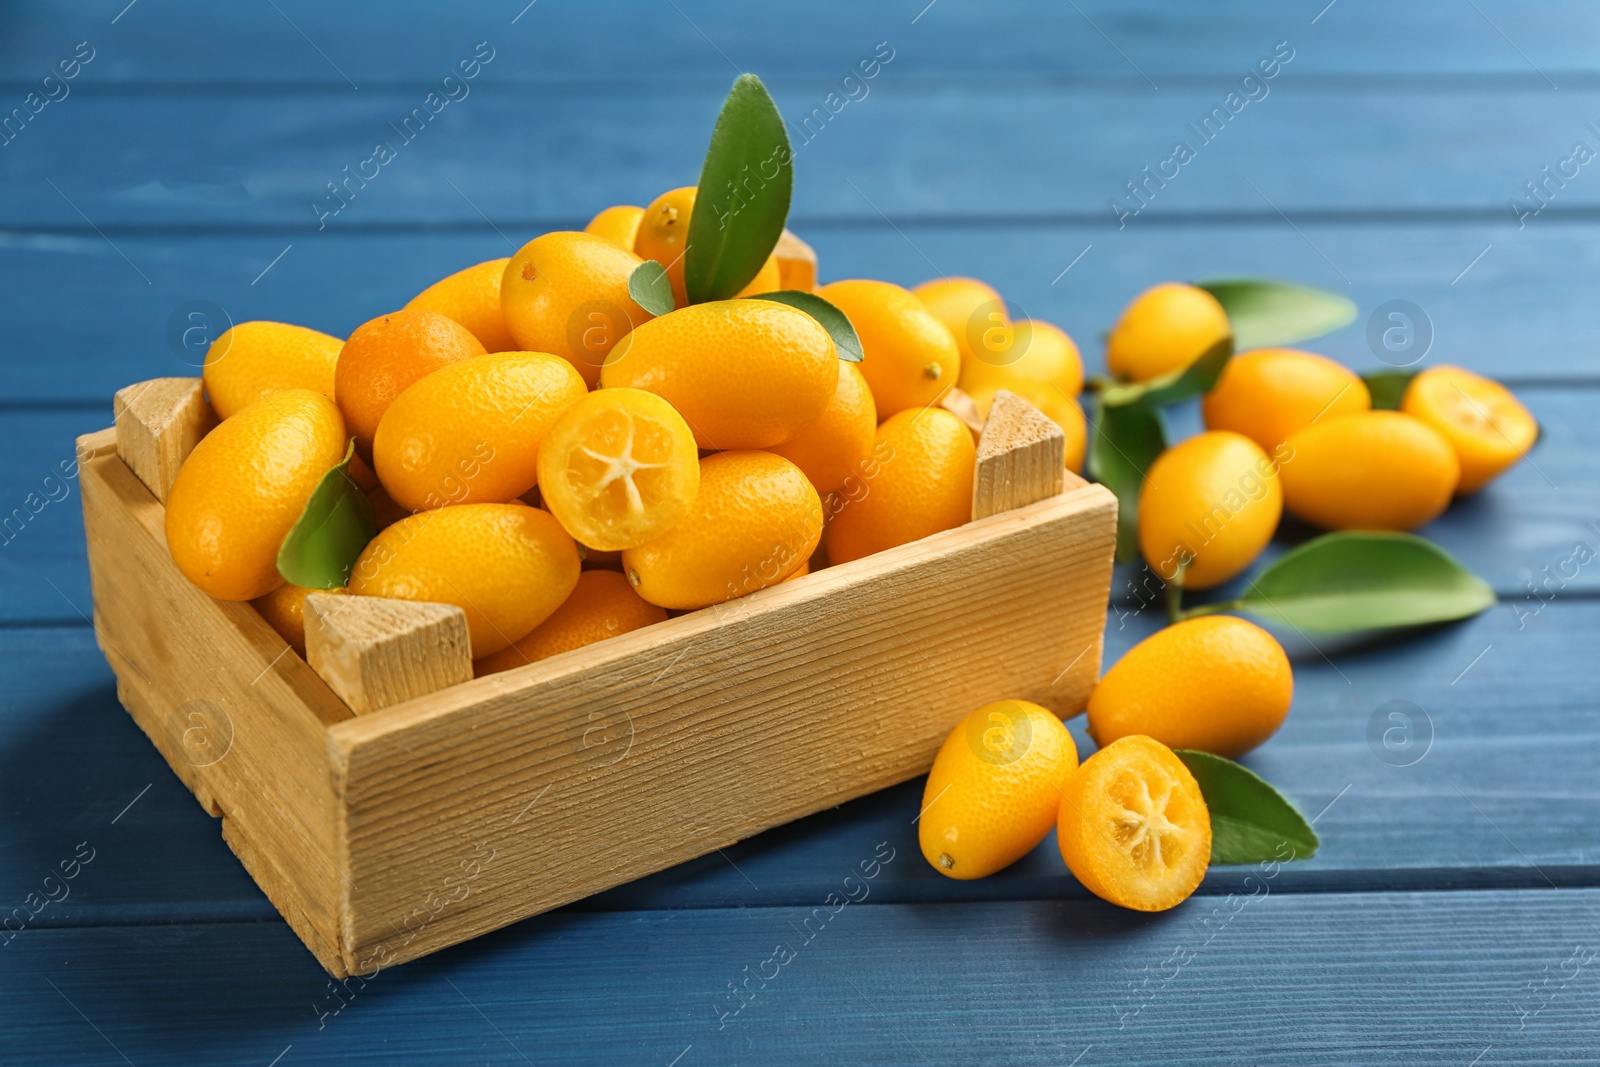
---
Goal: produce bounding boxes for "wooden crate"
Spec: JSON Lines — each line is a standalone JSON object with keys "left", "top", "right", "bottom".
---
{"left": 78, "top": 384, "right": 1117, "bottom": 977}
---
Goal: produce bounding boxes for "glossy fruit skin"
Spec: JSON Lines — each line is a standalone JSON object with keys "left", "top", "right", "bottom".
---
{"left": 475, "top": 569, "right": 667, "bottom": 676}
{"left": 165, "top": 389, "right": 347, "bottom": 601}
{"left": 911, "top": 276, "right": 1007, "bottom": 371}
{"left": 335, "top": 309, "right": 487, "bottom": 457}
{"left": 633, "top": 187, "right": 697, "bottom": 307}
{"left": 919, "top": 700, "right": 1079, "bottom": 880}
{"left": 1401, "top": 364, "right": 1537, "bottom": 494}
{"left": 600, "top": 299, "right": 838, "bottom": 450}
{"left": 958, "top": 318, "right": 1084, "bottom": 401}
{"left": 827, "top": 407, "right": 976, "bottom": 565}
{"left": 203, "top": 321, "right": 342, "bottom": 420}
{"left": 404, "top": 258, "right": 517, "bottom": 353}
{"left": 253, "top": 582, "right": 346, "bottom": 656}
{"left": 349, "top": 502, "right": 580, "bottom": 658}
{"left": 1088, "top": 616, "right": 1293, "bottom": 759}
{"left": 373, "top": 352, "right": 587, "bottom": 512}
{"left": 1202, "top": 347, "right": 1370, "bottom": 451}
{"left": 501, "top": 231, "right": 649, "bottom": 388}
{"left": 536, "top": 387, "right": 701, "bottom": 552}
{"left": 584, "top": 204, "right": 644, "bottom": 250}
{"left": 632, "top": 186, "right": 782, "bottom": 307}
{"left": 1058, "top": 734, "right": 1211, "bottom": 912}
{"left": 968, "top": 382, "right": 1087, "bottom": 474}
{"left": 1138, "top": 431, "right": 1282, "bottom": 589}
{"left": 1107, "top": 283, "right": 1232, "bottom": 383}
{"left": 818, "top": 279, "right": 959, "bottom": 417}
{"left": 768, "top": 361, "right": 878, "bottom": 496}
{"left": 1280, "top": 411, "right": 1459, "bottom": 531}
{"left": 622, "top": 451, "right": 821, "bottom": 610}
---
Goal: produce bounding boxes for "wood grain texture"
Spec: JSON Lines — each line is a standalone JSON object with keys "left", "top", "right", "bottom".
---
{"left": 322, "top": 483, "right": 1116, "bottom": 970}
{"left": 5, "top": 597, "right": 1600, "bottom": 930}
{"left": 6, "top": 890, "right": 1599, "bottom": 1066}
{"left": 77, "top": 430, "right": 354, "bottom": 974}
{"left": 111, "top": 377, "right": 216, "bottom": 504}
{"left": 22, "top": 87, "right": 1600, "bottom": 228}
{"left": 8, "top": 1, "right": 1600, "bottom": 1055}
{"left": 972, "top": 389, "right": 1066, "bottom": 520}
{"left": 305, "top": 595, "right": 472, "bottom": 716}
{"left": 9, "top": 0, "right": 1596, "bottom": 87}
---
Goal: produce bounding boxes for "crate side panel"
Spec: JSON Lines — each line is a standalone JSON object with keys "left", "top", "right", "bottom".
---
{"left": 78, "top": 438, "right": 354, "bottom": 975}
{"left": 332, "top": 486, "right": 1116, "bottom": 970}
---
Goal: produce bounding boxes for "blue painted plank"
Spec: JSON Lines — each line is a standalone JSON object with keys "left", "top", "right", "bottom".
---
{"left": 3, "top": 0, "right": 1593, "bottom": 86}
{"left": 2, "top": 221, "right": 1597, "bottom": 412}
{"left": 6, "top": 890, "right": 1598, "bottom": 1065}
{"left": 0, "top": 387, "right": 1589, "bottom": 626}
{"left": 3, "top": 596, "right": 1597, "bottom": 927}
{"left": 0, "top": 627, "right": 274, "bottom": 928}
{"left": 2, "top": 82, "right": 1597, "bottom": 227}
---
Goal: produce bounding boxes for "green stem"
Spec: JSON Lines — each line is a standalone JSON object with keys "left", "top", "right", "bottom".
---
{"left": 1164, "top": 560, "right": 1187, "bottom": 626}
{"left": 1176, "top": 598, "right": 1247, "bottom": 623}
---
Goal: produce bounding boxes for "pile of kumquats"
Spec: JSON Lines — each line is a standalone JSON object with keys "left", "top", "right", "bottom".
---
{"left": 160, "top": 76, "right": 1535, "bottom": 914}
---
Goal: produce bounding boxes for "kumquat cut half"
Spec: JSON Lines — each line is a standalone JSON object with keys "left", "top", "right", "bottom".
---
{"left": 536, "top": 388, "right": 701, "bottom": 552}
{"left": 1057, "top": 735, "right": 1212, "bottom": 912}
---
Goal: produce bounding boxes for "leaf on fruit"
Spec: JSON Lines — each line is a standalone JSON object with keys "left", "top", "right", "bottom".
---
{"left": 1100, "top": 336, "right": 1234, "bottom": 408}
{"left": 1236, "top": 531, "right": 1495, "bottom": 632}
{"left": 1175, "top": 749, "right": 1319, "bottom": 864}
{"left": 751, "top": 290, "right": 863, "bottom": 362}
{"left": 685, "top": 74, "right": 793, "bottom": 304}
{"left": 1362, "top": 368, "right": 1417, "bottom": 410}
{"left": 628, "top": 260, "right": 676, "bottom": 317}
{"left": 1087, "top": 395, "right": 1166, "bottom": 563}
{"left": 1197, "top": 278, "right": 1357, "bottom": 349}
{"left": 276, "top": 440, "right": 377, "bottom": 590}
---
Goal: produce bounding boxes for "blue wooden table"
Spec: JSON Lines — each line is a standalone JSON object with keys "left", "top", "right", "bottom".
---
{"left": 4, "top": 2, "right": 1598, "bottom": 1062}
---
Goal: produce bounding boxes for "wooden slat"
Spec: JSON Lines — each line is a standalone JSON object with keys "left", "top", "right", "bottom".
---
{"left": 9, "top": 86, "right": 1600, "bottom": 228}
{"left": 76, "top": 431, "right": 354, "bottom": 973}
{"left": 322, "top": 484, "right": 1115, "bottom": 970}
{"left": 11, "top": 0, "right": 1594, "bottom": 88}
{"left": 972, "top": 389, "right": 1066, "bottom": 520}
{"left": 4, "top": 595, "right": 1600, "bottom": 928}
{"left": 304, "top": 595, "right": 472, "bottom": 716}
{"left": 6, "top": 891, "right": 1599, "bottom": 1064}
{"left": 111, "top": 377, "right": 215, "bottom": 503}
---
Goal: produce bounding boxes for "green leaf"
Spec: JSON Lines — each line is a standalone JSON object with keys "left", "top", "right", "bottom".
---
{"left": 1362, "top": 368, "right": 1416, "bottom": 410}
{"left": 1197, "top": 278, "right": 1357, "bottom": 349}
{"left": 751, "top": 290, "right": 863, "bottom": 362}
{"left": 1175, "top": 750, "right": 1319, "bottom": 864}
{"left": 628, "top": 260, "right": 676, "bottom": 317}
{"left": 1101, "top": 336, "right": 1233, "bottom": 408}
{"left": 1087, "top": 396, "right": 1166, "bottom": 563}
{"left": 276, "top": 440, "right": 378, "bottom": 589}
{"left": 685, "top": 74, "right": 793, "bottom": 304}
{"left": 1236, "top": 531, "right": 1496, "bottom": 632}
